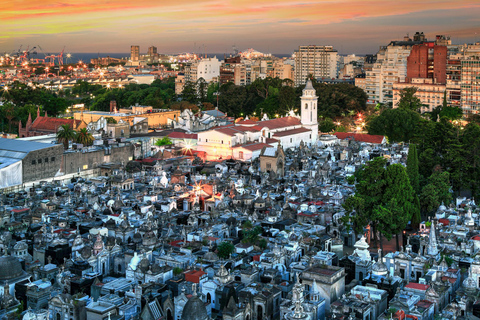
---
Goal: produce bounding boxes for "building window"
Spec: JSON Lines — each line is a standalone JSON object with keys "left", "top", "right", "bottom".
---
{"left": 32, "top": 160, "right": 36, "bottom": 165}
{"left": 51, "top": 157, "right": 55, "bottom": 162}
{"left": 239, "top": 151, "right": 243, "bottom": 159}
{"left": 266, "top": 163, "right": 271, "bottom": 169}
{"left": 45, "top": 157, "right": 49, "bottom": 163}
{"left": 38, "top": 159, "right": 42, "bottom": 164}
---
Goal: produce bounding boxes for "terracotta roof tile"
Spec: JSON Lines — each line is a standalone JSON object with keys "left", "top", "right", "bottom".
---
{"left": 257, "top": 116, "right": 301, "bottom": 130}
{"left": 168, "top": 132, "right": 198, "bottom": 139}
{"left": 273, "top": 127, "right": 311, "bottom": 137}
{"left": 405, "top": 282, "right": 430, "bottom": 291}
{"left": 334, "top": 132, "right": 385, "bottom": 144}
{"left": 31, "top": 116, "right": 81, "bottom": 132}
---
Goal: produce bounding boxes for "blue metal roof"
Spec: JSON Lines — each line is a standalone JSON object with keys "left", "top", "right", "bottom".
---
{"left": 0, "top": 138, "right": 59, "bottom": 157}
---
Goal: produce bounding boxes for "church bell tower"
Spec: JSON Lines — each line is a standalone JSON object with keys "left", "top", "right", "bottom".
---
{"left": 301, "top": 79, "right": 319, "bottom": 143}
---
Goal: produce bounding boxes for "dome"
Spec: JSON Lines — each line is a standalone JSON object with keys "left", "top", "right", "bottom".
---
{"left": 181, "top": 295, "right": 208, "bottom": 320}
{"left": 203, "top": 251, "right": 219, "bottom": 262}
{"left": 133, "top": 233, "right": 142, "bottom": 243}
{"left": 139, "top": 258, "right": 150, "bottom": 273}
{"left": 372, "top": 261, "right": 388, "bottom": 276}
{"left": 438, "top": 202, "right": 447, "bottom": 212}
{"left": 105, "top": 219, "right": 116, "bottom": 228}
{"left": 0, "top": 256, "right": 25, "bottom": 280}
{"left": 23, "top": 309, "right": 37, "bottom": 320}
{"left": 14, "top": 241, "right": 28, "bottom": 251}
{"left": 80, "top": 246, "right": 92, "bottom": 259}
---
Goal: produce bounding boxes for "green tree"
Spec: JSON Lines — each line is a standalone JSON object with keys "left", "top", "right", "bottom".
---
{"left": 75, "top": 128, "right": 94, "bottom": 146}
{"left": 319, "top": 118, "right": 337, "bottom": 133}
{"left": 367, "top": 108, "right": 422, "bottom": 143}
{"left": 155, "top": 137, "right": 172, "bottom": 146}
{"left": 420, "top": 169, "right": 452, "bottom": 215}
{"left": 397, "top": 87, "right": 423, "bottom": 111}
{"left": 242, "top": 220, "right": 253, "bottom": 230}
{"left": 181, "top": 81, "right": 198, "bottom": 105}
{"left": 105, "top": 117, "right": 117, "bottom": 124}
{"left": 407, "top": 144, "right": 420, "bottom": 194}
{"left": 56, "top": 124, "right": 76, "bottom": 149}
{"left": 196, "top": 78, "right": 208, "bottom": 103}
{"left": 377, "top": 163, "right": 417, "bottom": 250}
{"left": 342, "top": 158, "right": 417, "bottom": 251}
{"left": 217, "top": 241, "right": 235, "bottom": 259}
{"left": 439, "top": 106, "right": 463, "bottom": 121}
{"left": 173, "top": 267, "right": 183, "bottom": 276}
{"left": 461, "top": 123, "right": 480, "bottom": 198}
{"left": 0, "top": 102, "right": 16, "bottom": 133}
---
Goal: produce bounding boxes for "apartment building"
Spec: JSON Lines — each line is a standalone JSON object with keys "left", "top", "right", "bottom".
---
{"left": 294, "top": 45, "right": 338, "bottom": 85}
{"left": 461, "top": 58, "right": 480, "bottom": 114}
{"left": 365, "top": 33, "right": 429, "bottom": 104}
{"left": 184, "top": 57, "right": 221, "bottom": 83}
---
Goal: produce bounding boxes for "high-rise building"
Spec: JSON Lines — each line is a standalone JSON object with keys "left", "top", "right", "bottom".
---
{"left": 294, "top": 45, "right": 338, "bottom": 85}
{"left": 392, "top": 40, "right": 448, "bottom": 113}
{"left": 147, "top": 46, "right": 157, "bottom": 57}
{"left": 146, "top": 46, "right": 158, "bottom": 63}
{"left": 461, "top": 58, "right": 480, "bottom": 114}
{"left": 406, "top": 42, "right": 447, "bottom": 84}
{"left": 131, "top": 45, "right": 140, "bottom": 62}
{"left": 365, "top": 33, "right": 427, "bottom": 104}
{"left": 184, "top": 57, "right": 221, "bottom": 83}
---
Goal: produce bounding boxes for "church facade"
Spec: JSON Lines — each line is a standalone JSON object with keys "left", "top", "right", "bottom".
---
{"left": 196, "top": 79, "right": 319, "bottom": 161}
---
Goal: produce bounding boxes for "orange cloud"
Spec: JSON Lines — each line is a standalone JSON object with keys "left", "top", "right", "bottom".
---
{"left": 2, "top": 0, "right": 479, "bottom": 53}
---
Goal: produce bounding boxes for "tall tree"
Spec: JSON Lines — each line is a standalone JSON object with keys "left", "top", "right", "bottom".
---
{"left": 342, "top": 157, "right": 417, "bottom": 251}
{"left": 181, "top": 81, "right": 199, "bottom": 105}
{"left": 397, "top": 87, "right": 423, "bottom": 111}
{"left": 406, "top": 144, "right": 420, "bottom": 194}
{"left": 56, "top": 124, "right": 76, "bottom": 149}
{"left": 75, "top": 128, "right": 94, "bottom": 147}
{"left": 420, "top": 169, "right": 452, "bottom": 215}
{"left": 377, "top": 163, "right": 417, "bottom": 250}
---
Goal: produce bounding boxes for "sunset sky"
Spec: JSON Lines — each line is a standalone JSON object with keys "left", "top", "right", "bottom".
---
{"left": 2, "top": 0, "right": 480, "bottom": 55}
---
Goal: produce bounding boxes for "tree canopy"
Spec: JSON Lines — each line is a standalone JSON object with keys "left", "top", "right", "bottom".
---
{"left": 342, "top": 157, "right": 418, "bottom": 250}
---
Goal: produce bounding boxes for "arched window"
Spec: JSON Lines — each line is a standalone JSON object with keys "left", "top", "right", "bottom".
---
{"left": 305, "top": 103, "right": 308, "bottom": 109}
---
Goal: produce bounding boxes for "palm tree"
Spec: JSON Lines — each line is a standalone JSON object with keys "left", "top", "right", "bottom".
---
{"left": 75, "top": 128, "right": 94, "bottom": 147}
{"left": 56, "top": 124, "right": 76, "bottom": 149}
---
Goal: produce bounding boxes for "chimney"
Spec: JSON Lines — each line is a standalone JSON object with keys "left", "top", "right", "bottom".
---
{"left": 110, "top": 100, "right": 117, "bottom": 113}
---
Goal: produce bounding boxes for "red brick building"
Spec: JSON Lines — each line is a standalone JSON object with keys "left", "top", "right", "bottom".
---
{"left": 407, "top": 42, "right": 447, "bottom": 84}
{"left": 19, "top": 107, "right": 86, "bottom": 137}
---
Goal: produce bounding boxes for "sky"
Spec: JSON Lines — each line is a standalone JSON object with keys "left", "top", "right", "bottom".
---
{"left": 1, "top": 0, "right": 480, "bottom": 55}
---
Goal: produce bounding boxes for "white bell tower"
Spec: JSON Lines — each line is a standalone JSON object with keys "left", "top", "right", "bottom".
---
{"left": 301, "top": 79, "right": 319, "bottom": 142}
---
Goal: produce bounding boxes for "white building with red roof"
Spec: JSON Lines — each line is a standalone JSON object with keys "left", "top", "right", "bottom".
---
{"left": 196, "top": 80, "right": 319, "bottom": 160}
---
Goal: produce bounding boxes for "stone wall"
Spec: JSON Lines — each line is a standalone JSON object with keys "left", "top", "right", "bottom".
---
{"left": 22, "top": 144, "right": 64, "bottom": 183}
{"left": 62, "top": 143, "right": 135, "bottom": 175}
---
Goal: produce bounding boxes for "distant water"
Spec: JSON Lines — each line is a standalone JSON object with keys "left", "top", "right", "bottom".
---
{"left": 68, "top": 52, "right": 291, "bottom": 63}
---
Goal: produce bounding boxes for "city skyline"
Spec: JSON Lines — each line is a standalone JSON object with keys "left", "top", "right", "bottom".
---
{"left": 2, "top": 0, "right": 480, "bottom": 55}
